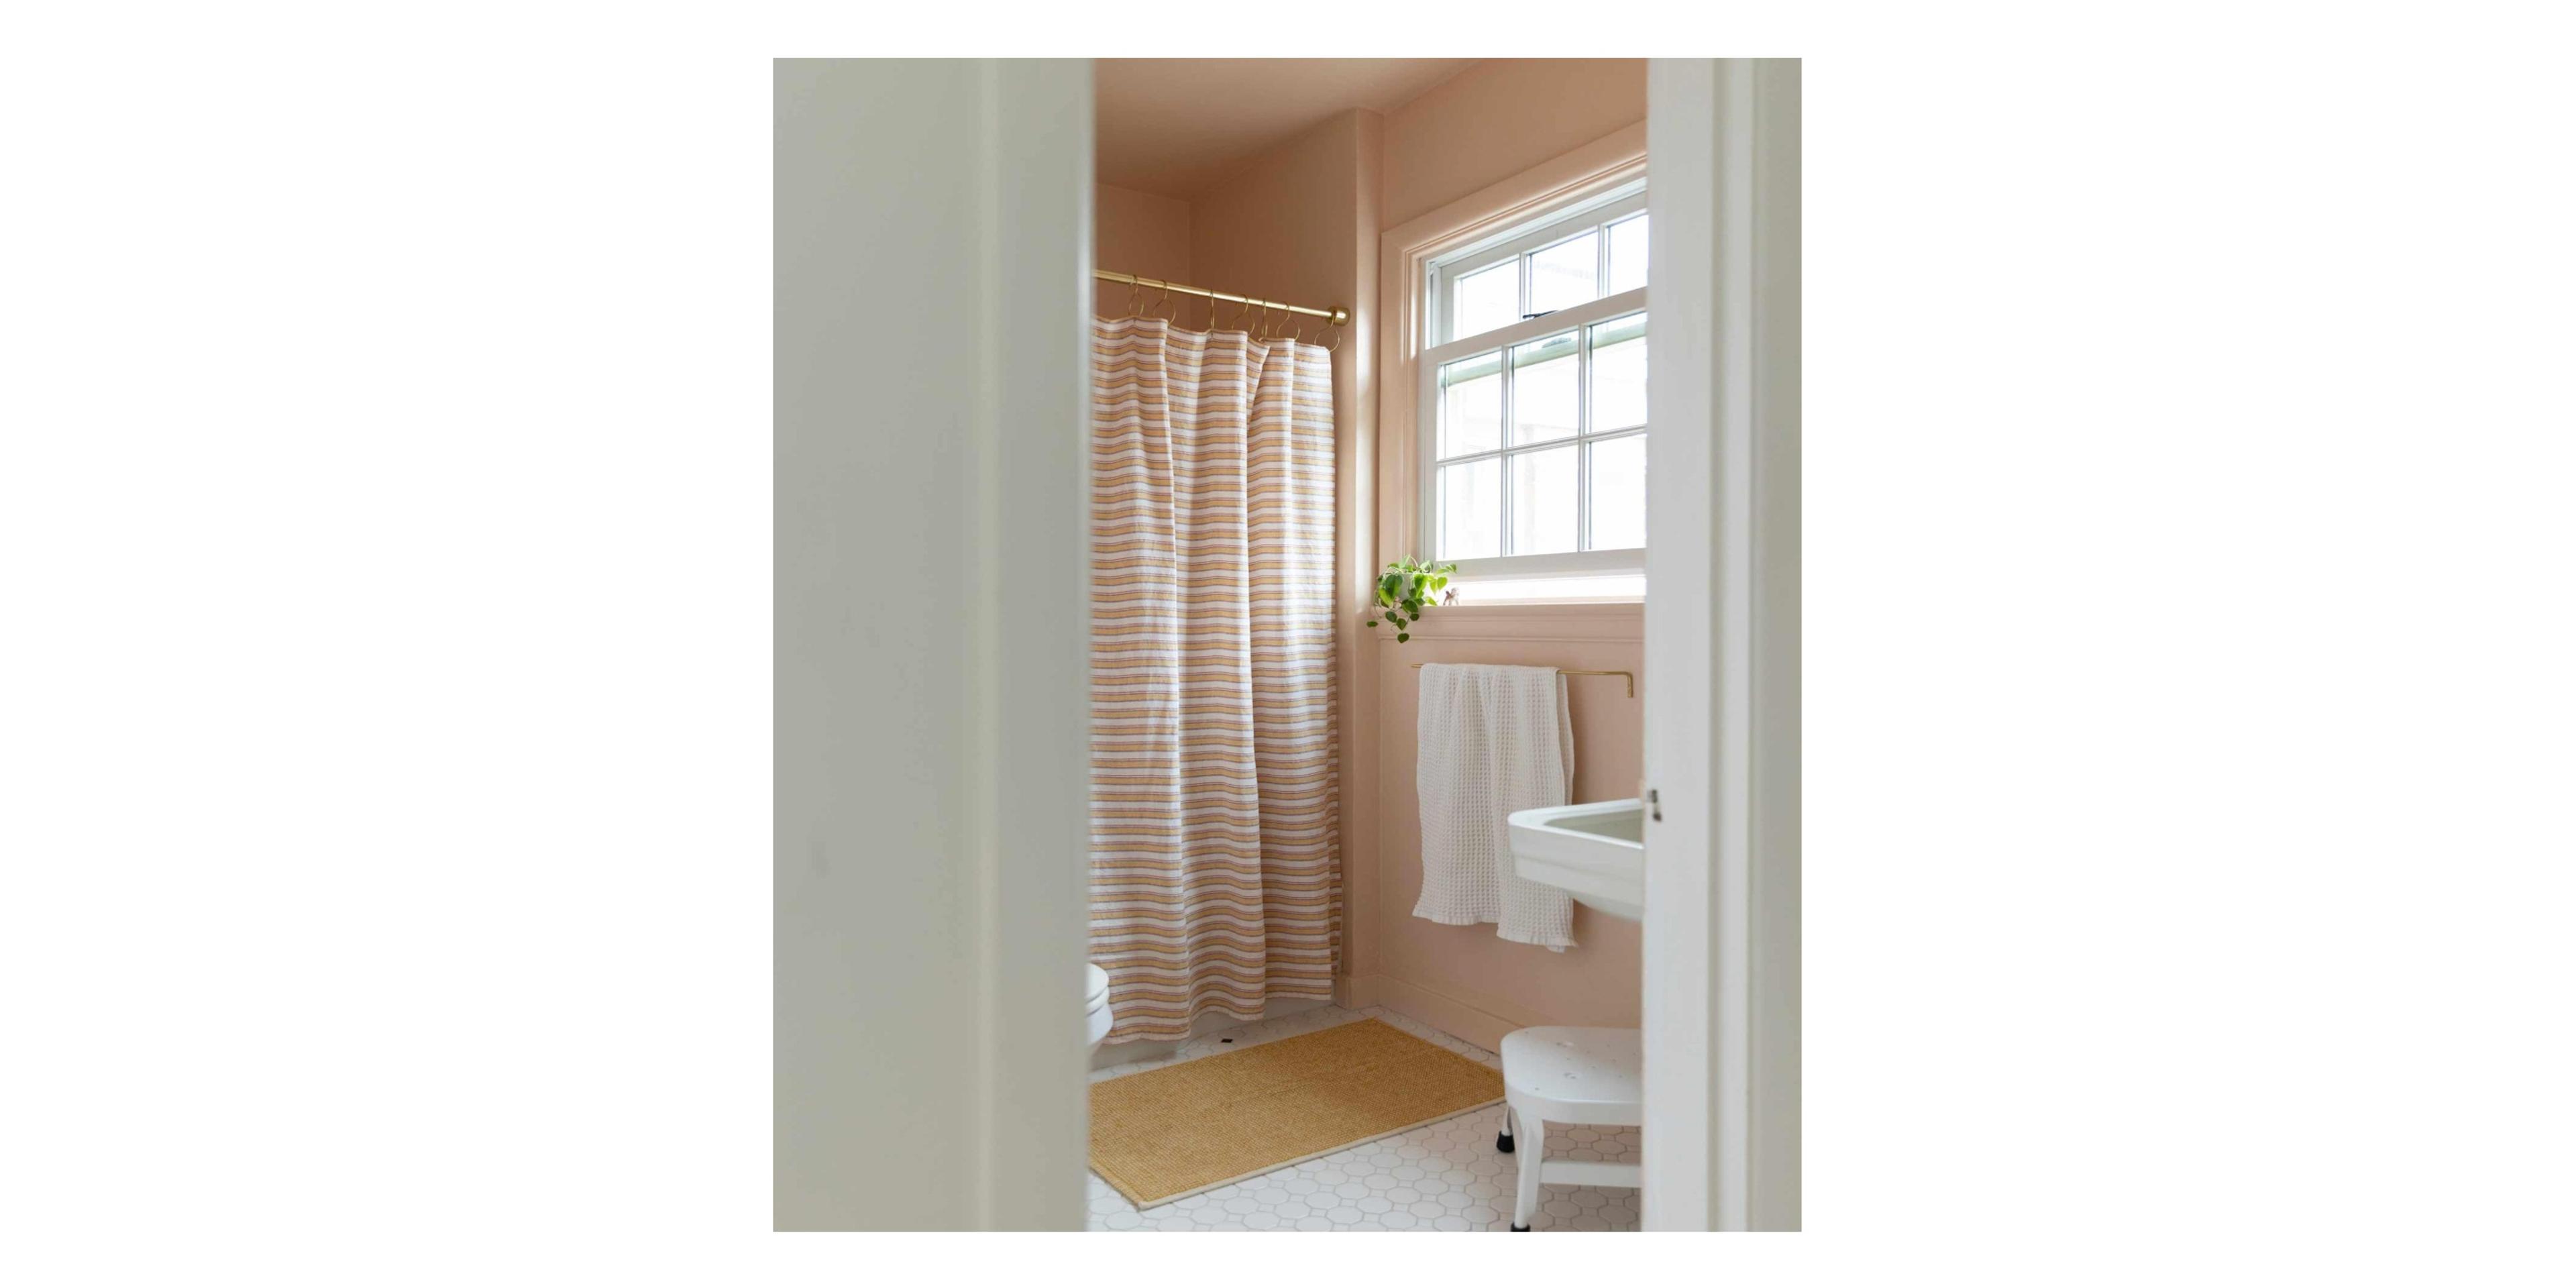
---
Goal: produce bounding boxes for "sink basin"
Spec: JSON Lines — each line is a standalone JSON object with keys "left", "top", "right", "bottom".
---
{"left": 1507, "top": 799, "right": 1645, "bottom": 922}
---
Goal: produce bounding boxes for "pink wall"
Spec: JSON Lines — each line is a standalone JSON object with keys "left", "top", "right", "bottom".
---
{"left": 1383, "top": 59, "right": 1646, "bottom": 229}
{"left": 1363, "top": 61, "right": 1648, "bottom": 1051}
{"left": 1093, "top": 183, "right": 1191, "bottom": 319}
{"left": 1091, "top": 62, "right": 1648, "bottom": 1054}
{"left": 1368, "top": 606, "right": 1644, "bottom": 1050}
{"left": 1187, "top": 109, "right": 1373, "bottom": 335}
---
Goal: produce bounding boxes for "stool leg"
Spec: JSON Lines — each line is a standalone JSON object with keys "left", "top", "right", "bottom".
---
{"left": 1497, "top": 1104, "right": 1515, "bottom": 1153}
{"left": 1510, "top": 1110, "right": 1545, "bottom": 1232}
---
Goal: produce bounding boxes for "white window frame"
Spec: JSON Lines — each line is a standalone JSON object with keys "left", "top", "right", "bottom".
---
{"left": 1376, "top": 122, "right": 1647, "bottom": 602}
{"left": 1419, "top": 186, "right": 1650, "bottom": 581}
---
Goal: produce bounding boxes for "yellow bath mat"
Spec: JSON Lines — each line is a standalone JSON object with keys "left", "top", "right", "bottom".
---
{"left": 1087, "top": 1018, "right": 1505, "bottom": 1209}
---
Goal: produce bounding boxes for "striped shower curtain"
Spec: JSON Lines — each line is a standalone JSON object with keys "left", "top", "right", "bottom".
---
{"left": 1089, "top": 316, "right": 1339, "bottom": 1042}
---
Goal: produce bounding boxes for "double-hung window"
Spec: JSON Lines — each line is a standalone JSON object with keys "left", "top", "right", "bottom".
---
{"left": 1421, "top": 183, "right": 1648, "bottom": 590}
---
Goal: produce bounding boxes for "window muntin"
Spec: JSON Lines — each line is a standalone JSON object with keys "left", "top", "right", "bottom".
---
{"left": 1587, "top": 431, "right": 1648, "bottom": 551}
{"left": 1509, "top": 444, "right": 1580, "bottom": 555}
{"left": 1525, "top": 230, "right": 1601, "bottom": 317}
{"left": 1438, "top": 353, "right": 1503, "bottom": 458}
{"left": 1606, "top": 214, "right": 1649, "bottom": 295}
{"left": 1509, "top": 332, "right": 1580, "bottom": 446}
{"left": 1439, "top": 457, "right": 1502, "bottom": 561}
{"left": 1428, "top": 187, "right": 1647, "bottom": 347}
{"left": 1590, "top": 311, "right": 1648, "bottom": 431}
{"left": 1451, "top": 261, "right": 1520, "bottom": 341}
{"left": 1427, "top": 308, "right": 1647, "bottom": 566}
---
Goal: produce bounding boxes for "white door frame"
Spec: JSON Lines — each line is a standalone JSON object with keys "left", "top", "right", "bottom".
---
{"left": 773, "top": 57, "right": 1094, "bottom": 1231}
{"left": 777, "top": 54, "right": 1799, "bottom": 1232}
{"left": 1641, "top": 57, "right": 1802, "bottom": 1232}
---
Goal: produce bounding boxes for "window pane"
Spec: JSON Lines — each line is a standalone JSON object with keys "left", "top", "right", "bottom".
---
{"left": 1438, "top": 458, "right": 1502, "bottom": 560}
{"left": 1525, "top": 231, "right": 1599, "bottom": 316}
{"left": 1452, "top": 260, "right": 1519, "bottom": 341}
{"left": 1589, "top": 434, "right": 1646, "bottom": 550}
{"left": 1439, "top": 352, "right": 1503, "bottom": 458}
{"left": 1591, "top": 313, "right": 1648, "bottom": 431}
{"left": 1509, "top": 331, "right": 1580, "bottom": 446}
{"left": 1509, "top": 444, "right": 1580, "bottom": 556}
{"left": 1607, "top": 213, "right": 1649, "bottom": 294}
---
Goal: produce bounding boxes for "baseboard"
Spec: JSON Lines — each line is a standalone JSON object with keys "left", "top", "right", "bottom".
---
{"left": 1333, "top": 973, "right": 1378, "bottom": 1011}
{"left": 1368, "top": 974, "right": 1538, "bottom": 1055}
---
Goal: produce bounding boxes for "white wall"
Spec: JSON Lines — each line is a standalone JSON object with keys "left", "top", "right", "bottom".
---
{"left": 773, "top": 58, "right": 1093, "bottom": 1230}
{"left": 1642, "top": 56, "right": 1801, "bottom": 1232}
{"left": 1743, "top": 60, "right": 1803, "bottom": 1232}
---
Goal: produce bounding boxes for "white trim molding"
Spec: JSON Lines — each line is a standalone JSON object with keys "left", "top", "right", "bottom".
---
{"left": 1641, "top": 57, "right": 1801, "bottom": 1233}
{"left": 1378, "top": 600, "right": 1645, "bottom": 644}
{"left": 773, "top": 57, "right": 1093, "bottom": 1232}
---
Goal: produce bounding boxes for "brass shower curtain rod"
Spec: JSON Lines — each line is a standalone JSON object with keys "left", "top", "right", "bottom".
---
{"left": 1095, "top": 269, "right": 1349, "bottom": 327}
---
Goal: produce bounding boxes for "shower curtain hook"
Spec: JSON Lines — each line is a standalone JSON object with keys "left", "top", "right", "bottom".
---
{"left": 1151, "top": 278, "right": 1173, "bottom": 322}
{"left": 1124, "top": 276, "right": 1143, "bottom": 319}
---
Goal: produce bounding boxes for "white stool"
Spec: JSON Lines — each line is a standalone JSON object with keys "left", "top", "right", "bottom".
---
{"left": 1496, "top": 1026, "right": 1643, "bottom": 1231}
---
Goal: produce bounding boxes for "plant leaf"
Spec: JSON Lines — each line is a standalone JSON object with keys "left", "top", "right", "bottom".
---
{"left": 1397, "top": 632, "right": 1409, "bottom": 642}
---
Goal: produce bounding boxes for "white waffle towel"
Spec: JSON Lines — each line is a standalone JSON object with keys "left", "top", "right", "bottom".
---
{"left": 1411, "top": 663, "right": 1576, "bottom": 951}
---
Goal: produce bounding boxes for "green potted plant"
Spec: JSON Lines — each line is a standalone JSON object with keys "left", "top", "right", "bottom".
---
{"left": 1366, "top": 557, "right": 1457, "bottom": 643}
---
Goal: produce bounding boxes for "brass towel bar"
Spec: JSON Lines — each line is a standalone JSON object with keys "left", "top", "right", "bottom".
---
{"left": 1410, "top": 663, "right": 1637, "bottom": 699}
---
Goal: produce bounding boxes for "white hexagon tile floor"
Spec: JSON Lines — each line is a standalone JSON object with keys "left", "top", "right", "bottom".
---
{"left": 1085, "top": 1004, "right": 1640, "bottom": 1232}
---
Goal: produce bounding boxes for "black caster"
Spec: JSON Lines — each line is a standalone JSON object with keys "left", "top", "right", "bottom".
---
{"left": 1496, "top": 1131, "right": 1515, "bottom": 1153}
{"left": 1510, "top": 1223, "right": 1530, "bottom": 1232}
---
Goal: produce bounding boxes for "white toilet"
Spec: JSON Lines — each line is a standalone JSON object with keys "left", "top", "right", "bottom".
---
{"left": 1084, "top": 963, "right": 1115, "bottom": 1053}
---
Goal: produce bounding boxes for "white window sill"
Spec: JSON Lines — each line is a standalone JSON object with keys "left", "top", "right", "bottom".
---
{"left": 1446, "top": 572, "right": 1645, "bottom": 606}
{"left": 1460, "top": 596, "right": 1645, "bottom": 608}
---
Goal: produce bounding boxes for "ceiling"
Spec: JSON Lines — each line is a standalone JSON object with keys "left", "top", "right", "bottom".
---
{"left": 1095, "top": 58, "right": 1477, "bottom": 199}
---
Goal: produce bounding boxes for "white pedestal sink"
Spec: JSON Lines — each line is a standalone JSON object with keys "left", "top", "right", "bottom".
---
{"left": 1506, "top": 798, "right": 1645, "bottom": 922}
